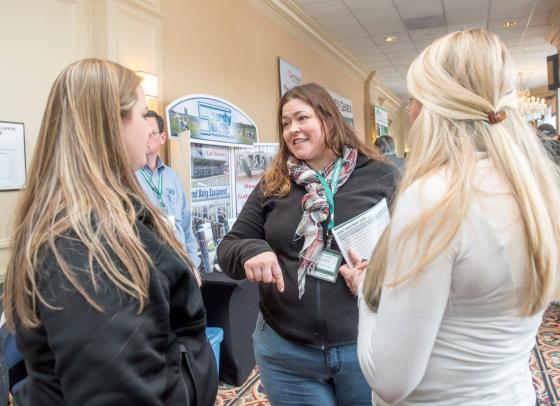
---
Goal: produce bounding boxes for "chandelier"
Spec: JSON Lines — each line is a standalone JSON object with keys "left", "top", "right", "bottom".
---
{"left": 518, "top": 89, "right": 547, "bottom": 121}
{"left": 517, "top": 73, "right": 547, "bottom": 122}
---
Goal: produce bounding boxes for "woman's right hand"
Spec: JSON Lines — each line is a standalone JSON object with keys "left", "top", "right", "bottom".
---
{"left": 243, "top": 251, "right": 285, "bottom": 293}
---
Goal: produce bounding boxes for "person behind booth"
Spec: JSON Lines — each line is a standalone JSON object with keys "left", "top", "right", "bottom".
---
{"left": 136, "top": 110, "right": 201, "bottom": 270}
{"left": 2, "top": 59, "right": 218, "bottom": 405}
{"left": 374, "top": 135, "right": 405, "bottom": 170}
{"left": 537, "top": 123, "right": 560, "bottom": 165}
{"left": 217, "top": 83, "right": 398, "bottom": 405}
{"left": 343, "top": 29, "right": 560, "bottom": 405}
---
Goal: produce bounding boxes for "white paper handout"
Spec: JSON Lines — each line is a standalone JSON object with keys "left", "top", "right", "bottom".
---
{"left": 332, "top": 198, "right": 390, "bottom": 266}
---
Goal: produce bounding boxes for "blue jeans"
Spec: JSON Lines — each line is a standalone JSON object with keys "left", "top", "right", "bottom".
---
{"left": 253, "top": 313, "right": 372, "bottom": 406}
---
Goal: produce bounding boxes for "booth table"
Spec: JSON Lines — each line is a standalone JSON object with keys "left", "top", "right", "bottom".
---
{"left": 200, "top": 272, "right": 259, "bottom": 386}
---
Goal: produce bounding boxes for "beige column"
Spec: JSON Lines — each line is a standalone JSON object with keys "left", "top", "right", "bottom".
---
{"left": 364, "top": 72, "right": 376, "bottom": 147}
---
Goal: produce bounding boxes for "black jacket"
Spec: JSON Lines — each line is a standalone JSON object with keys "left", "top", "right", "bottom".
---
{"left": 542, "top": 138, "right": 560, "bottom": 165}
{"left": 218, "top": 154, "right": 398, "bottom": 347}
{"left": 384, "top": 153, "right": 406, "bottom": 171}
{"left": 14, "top": 214, "right": 218, "bottom": 405}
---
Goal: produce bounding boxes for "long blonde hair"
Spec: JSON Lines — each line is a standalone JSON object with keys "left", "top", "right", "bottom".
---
{"left": 363, "top": 29, "right": 560, "bottom": 316}
{"left": 261, "top": 83, "right": 381, "bottom": 197}
{"left": 3, "top": 59, "right": 191, "bottom": 330}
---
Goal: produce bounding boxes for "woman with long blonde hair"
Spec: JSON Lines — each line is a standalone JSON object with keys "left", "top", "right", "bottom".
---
{"left": 346, "top": 29, "right": 560, "bottom": 405}
{"left": 3, "top": 59, "right": 217, "bottom": 405}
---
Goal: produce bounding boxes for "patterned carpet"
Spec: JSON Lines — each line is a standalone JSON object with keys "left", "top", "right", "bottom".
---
{"left": 218, "top": 303, "right": 560, "bottom": 405}
{"left": 216, "top": 367, "right": 268, "bottom": 406}
{"left": 532, "top": 302, "right": 560, "bottom": 405}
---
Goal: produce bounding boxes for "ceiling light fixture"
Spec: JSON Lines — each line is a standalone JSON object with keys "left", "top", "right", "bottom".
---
{"left": 518, "top": 90, "right": 547, "bottom": 121}
{"left": 518, "top": 73, "right": 547, "bottom": 122}
{"left": 384, "top": 34, "right": 398, "bottom": 43}
{"left": 503, "top": 20, "right": 518, "bottom": 28}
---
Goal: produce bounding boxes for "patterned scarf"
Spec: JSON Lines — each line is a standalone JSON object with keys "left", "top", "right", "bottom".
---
{"left": 287, "top": 146, "right": 358, "bottom": 298}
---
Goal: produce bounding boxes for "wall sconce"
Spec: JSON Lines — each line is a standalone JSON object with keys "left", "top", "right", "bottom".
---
{"left": 135, "top": 71, "right": 158, "bottom": 98}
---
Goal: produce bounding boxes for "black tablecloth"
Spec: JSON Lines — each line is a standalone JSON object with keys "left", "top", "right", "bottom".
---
{"left": 201, "top": 272, "right": 259, "bottom": 386}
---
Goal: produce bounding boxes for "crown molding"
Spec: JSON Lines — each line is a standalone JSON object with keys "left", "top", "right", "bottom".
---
{"left": 248, "top": 0, "right": 369, "bottom": 79}
{"left": 105, "top": 0, "right": 165, "bottom": 18}
{"left": 248, "top": 0, "right": 404, "bottom": 108}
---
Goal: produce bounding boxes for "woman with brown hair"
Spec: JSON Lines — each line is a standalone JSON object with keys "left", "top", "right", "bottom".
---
{"left": 3, "top": 59, "right": 217, "bottom": 405}
{"left": 218, "top": 82, "right": 398, "bottom": 405}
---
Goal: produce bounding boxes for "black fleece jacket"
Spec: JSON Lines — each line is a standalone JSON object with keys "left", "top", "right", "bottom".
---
{"left": 14, "top": 213, "right": 218, "bottom": 406}
{"left": 217, "top": 154, "right": 398, "bottom": 347}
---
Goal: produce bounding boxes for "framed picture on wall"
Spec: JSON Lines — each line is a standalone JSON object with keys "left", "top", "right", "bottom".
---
{"left": 0, "top": 121, "right": 26, "bottom": 191}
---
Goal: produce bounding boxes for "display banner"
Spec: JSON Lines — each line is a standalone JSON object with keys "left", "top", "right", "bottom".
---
{"left": 328, "top": 90, "right": 354, "bottom": 127}
{"left": 374, "top": 105, "right": 389, "bottom": 137}
{"left": 278, "top": 58, "right": 302, "bottom": 96}
{"left": 166, "top": 94, "right": 258, "bottom": 146}
{"left": 234, "top": 143, "right": 279, "bottom": 215}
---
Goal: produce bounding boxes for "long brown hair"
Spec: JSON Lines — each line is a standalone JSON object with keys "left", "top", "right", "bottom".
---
{"left": 363, "top": 29, "right": 560, "bottom": 316}
{"left": 261, "top": 83, "right": 381, "bottom": 197}
{"left": 3, "top": 59, "right": 192, "bottom": 330}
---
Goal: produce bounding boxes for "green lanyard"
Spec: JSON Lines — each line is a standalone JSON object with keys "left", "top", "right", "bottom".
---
{"left": 315, "top": 159, "right": 342, "bottom": 232}
{"left": 140, "top": 168, "right": 165, "bottom": 208}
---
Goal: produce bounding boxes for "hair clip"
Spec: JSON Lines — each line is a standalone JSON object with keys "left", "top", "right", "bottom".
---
{"left": 487, "top": 110, "right": 506, "bottom": 125}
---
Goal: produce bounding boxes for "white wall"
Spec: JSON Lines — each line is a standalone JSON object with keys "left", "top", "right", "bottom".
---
{"left": 0, "top": 0, "right": 87, "bottom": 272}
{"left": 0, "top": 0, "right": 164, "bottom": 273}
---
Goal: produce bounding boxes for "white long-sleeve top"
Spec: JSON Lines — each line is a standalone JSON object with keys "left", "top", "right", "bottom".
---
{"left": 357, "top": 158, "right": 543, "bottom": 405}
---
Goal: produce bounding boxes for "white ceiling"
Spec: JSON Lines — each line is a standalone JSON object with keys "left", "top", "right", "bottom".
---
{"left": 293, "top": 0, "right": 559, "bottom": 102}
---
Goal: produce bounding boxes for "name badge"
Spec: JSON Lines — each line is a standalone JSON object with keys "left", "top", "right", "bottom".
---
{"left": 307, "top": 248, "right": 342, "bottom": 283}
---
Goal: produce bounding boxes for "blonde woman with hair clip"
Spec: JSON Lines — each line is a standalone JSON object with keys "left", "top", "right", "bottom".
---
{"left": 3, "top": 59, "right": 217, "bottom": 405}
{"left": 342, "top": 29, "right": 560, "bottom": 405}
